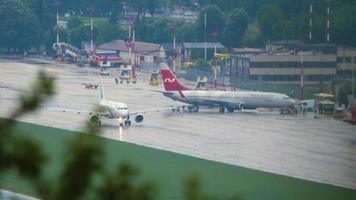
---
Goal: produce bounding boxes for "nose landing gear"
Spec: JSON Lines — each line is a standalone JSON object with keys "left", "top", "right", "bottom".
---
{"left": 219, "top": 106, "right": 225, "bottom": 113}
{"left": 90, "top": 114, "right": 102, "bottom": 126}
{"left": 124, "top": 120, "right": 131, "bottom": 126}
{"left": 124, "top": 116, "right": 131, "bottom": 127}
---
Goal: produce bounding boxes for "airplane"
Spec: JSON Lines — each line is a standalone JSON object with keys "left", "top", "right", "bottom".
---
{"left": 159, "top": 63, "right": 297, "bottom": 113}
{"left": 88, "top": 76, "right": 175, "bottom": 127}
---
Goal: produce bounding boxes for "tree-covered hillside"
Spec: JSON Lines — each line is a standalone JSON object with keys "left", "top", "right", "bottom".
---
{"left": 1, "top": 0, "right": 356, "bottom": 53}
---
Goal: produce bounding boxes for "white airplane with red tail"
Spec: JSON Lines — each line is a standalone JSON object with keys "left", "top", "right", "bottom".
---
{"left": 160, "top": 63, "right": 296, "bottom": 113}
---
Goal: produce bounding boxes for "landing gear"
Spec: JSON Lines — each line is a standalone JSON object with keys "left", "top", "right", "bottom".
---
{"left": 187, "top": 104, "right": 199, "bottom": 112}
{"left": 219, "top": 106, "right": 225, "bottom": 113}
{"left": 227, "top": 107, "right": 235, "bottom": 113}
{"left": 124, "top": 120, "right": 131, "bottom": 127}
{"left": 90, "top": 114, "right": 102, "bottom": 126}
{"left": 124, "top": 116, "right": 131, "bottom": 127}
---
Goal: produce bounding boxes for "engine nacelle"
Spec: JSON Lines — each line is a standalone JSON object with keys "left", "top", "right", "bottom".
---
{"left": 135, "top": 115, "right": 144, "bottom": 123}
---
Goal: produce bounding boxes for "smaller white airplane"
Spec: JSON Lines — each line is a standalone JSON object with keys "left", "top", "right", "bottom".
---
{"left": 87, "top": 76, "right": 175, "bottom": 127}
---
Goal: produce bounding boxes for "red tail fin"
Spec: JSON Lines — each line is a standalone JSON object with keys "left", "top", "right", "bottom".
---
{"left": 160, "top": 68, "right": 191, "bottom": 91}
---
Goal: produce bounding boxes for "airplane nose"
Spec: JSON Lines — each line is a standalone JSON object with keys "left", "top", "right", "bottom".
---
{"left": 123, "top": 110, "right": 129, "bottom": 117}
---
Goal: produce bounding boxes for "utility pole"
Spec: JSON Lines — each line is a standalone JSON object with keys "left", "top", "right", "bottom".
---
{"left": 300, "top": 33, "right": 305, "bottom": 114}
{"left": 204, "top": 7, "right": 207, "bottom": 60}
{"left": 171, "top": 21, "right": 177, "bottom": 72}
{"left": 211, "top": 32, "right": 218, "bottom": 89}
{"left": 353, "top": 67, "right": 355, "bottom": 97}
{"left": 132, "top": 24, "right": 136, "bottom": 82}
{"left": 309, "top": 1, "right": 313, "bottom": 45}
{"left": 326, "top": 0, "right": 331, "bottom": 43}
{"left": 56, "top": 0, "right": 60, "bottom": 46}
{"left": 128, "top": 25, "right": 131, "bottom": 66}
{"left": 89, "top": 6, "right": 95, "bottom": 56}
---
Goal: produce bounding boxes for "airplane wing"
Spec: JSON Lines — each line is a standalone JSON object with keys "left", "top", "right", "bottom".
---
{"left": 47, "top": 107, "right": 109, "bottom": 117}
{"left": 130, "top": 105, "right": 178, "bottom": 115}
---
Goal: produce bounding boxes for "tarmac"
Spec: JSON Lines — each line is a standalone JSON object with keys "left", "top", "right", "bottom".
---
{"left": 0, "top": 58, "right": 356, "bottom": 190}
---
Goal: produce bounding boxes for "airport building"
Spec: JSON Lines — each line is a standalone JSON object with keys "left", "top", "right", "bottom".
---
{"left": 97, "top": 39, "right": 165, "bottom": 66}
{"left": 181, "top": 42, "right": 225, "bottom": 61}
{"left": 248, "top": 53, "right": 336, "bottom": 84}
{"left": 337, "top": 47, "right": 356, "bottom": 78}
{"left": 230, "top": 41, "right": 355, "bottom": 85}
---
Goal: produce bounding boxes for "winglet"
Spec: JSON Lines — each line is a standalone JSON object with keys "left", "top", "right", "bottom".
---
{"left": 159, "top": 63, "right": 191, "bottom": 91}
{"left": 99, "top": 76, "right": 106, "bottom": 100}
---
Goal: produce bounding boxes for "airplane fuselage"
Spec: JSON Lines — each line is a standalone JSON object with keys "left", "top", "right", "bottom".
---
{"left": 99, "top": 99, "right": 129, "bottom": 119}
{"left": 164, "top": 90, "right": 296, "bottom": 110}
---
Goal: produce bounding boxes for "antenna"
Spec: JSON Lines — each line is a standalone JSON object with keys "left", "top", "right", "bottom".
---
{"left": 309, "top": 0, "right": 313, "bottom": 45}
{"left": 56, "top": 0, "right": 60, "bottom": 45}
{"left": 326, "top": 0, "right": 331, "bottom": 43}
{"left": 204, "top": 4, "right": 207, "bottom": 60}
{"left": 88, "top": 5, "right": 95, "bottom": 55}
{"left": 171, "top": 21, "right": 177, "bottom": 72}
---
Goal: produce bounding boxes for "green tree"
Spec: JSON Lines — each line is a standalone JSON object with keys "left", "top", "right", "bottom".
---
{"left": 69, "top": 24, "right": 96, "bottom": 48}
{"left": 243, "top": 22, "right": 265, "bottom": 47}
{"left": 331, "top": 6, "right": 356, "bottom": 46}
{"left": 192, "top": 59, "right": 213, "bottom": 72}
{"left": 257, "top": 4, "right": 283, "bottom": 41}
{"left": 0, "top": 0, "right": 41, "bottom": 52}
{"left": 67, "top": 16, "right": 84, "bottom": 30}
{"left": 96, "top": 21, "right": 126, "bottom": 44}
{"left": 196, "top": 5, "right": 225, "bottom": 42}
{"left": 136, "top": 18, "right": 173, "bottom": 43}
{"left": 129, "top": 0, "right": 162, "bottom": 21}
{"left": 221, "top": 8, "right": 249, "bottom": 48}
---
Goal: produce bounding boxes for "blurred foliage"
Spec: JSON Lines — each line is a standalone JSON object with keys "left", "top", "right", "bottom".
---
{"left": 0, "top": 70, "right": 54, "bottom": 186}
{"left": 184, "top": 175, "right": 242, "bottom": 200}
{"left": 0, "top": 70, "right": 242, "bottom": 199}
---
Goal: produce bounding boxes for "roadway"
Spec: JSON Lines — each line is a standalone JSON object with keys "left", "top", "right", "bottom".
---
{"left": 0, "top": 58, "right": 356, "bottom": 190}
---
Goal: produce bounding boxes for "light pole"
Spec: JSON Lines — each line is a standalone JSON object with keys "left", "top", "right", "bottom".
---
{"left": 352, "top": 69, "right": 355, "bottom": 97}
{"left": 211, "top": 31, "right": 218, "bottom": 89}
{"left": 88, "top": 6, "right": 95, "bottom": 56}
{"left": 171, "top": 21, "right": 177, "bottom": 72}
{"left": 204, "top": 7, "right": 207, "bottom": 60}
{"left": 56, "top": 0, "right": 60, "bottom": 46}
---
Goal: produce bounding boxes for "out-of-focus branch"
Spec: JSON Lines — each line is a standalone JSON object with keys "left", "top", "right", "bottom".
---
{"left": 0, "top": 70, "right": 55, "bottom": 133}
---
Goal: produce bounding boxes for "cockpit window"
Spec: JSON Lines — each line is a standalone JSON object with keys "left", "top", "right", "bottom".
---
{"left": 117, "top": 107, "right": 128, "bottom": 110}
